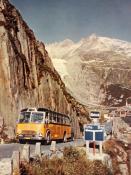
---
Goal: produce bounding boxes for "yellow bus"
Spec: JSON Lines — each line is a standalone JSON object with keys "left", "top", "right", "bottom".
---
{"left": 16, "top": 108, "right": 72, "bottom": 143}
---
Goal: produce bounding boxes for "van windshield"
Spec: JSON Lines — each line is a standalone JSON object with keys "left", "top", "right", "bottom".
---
{"left": 19, "top": 112, "right": 31, "bottom": 123}
{"left": 31, "top": 112, "right": 44, "bottom": 123}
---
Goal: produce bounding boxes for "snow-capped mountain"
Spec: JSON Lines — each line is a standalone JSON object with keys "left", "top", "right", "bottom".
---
{"left": 46, "top": 34, "right": 131, "bottom": 107}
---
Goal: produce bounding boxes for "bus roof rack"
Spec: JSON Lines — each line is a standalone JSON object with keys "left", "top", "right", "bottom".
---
{"left": 20, "top": 108, "right": 37, "bottom": 112}
{"left": 27, "top": 108, "right": 37, "bottom": 112}
{"left": 37, "top": 107, "right": 49, "bottom": 112}
{"left": 20, "top": 108, "right": 28, "bottom": 112}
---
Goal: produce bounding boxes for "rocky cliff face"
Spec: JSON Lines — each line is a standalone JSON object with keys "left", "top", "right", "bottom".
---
{"left": 0, "top": 0, "right": 87, "bottom": 129}
{"left": 46, "top": 34, "right": 131, "bottom": 107}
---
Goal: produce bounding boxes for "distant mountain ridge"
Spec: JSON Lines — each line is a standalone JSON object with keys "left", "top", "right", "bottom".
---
{"left": 46, "top": 34, "right": 131, "bottom": 107}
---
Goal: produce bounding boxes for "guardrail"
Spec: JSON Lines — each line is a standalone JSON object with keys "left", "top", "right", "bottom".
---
{"left": 11, "top": 141, "right": 56, "bottom": 175}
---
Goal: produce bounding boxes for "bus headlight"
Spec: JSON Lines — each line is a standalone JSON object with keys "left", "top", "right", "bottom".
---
{"left": 36, "top": 132, "right": 43, "bottom": 137}
{"left": 17, "top": 129, "right": 21, "bottom": 134}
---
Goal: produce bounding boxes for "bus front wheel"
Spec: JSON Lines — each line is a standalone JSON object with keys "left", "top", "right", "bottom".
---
{"left": 19, "top": 139, "right": 26, "bottom": 144}
{"left": 63, "top": 133, "right": 67, "bottom": 143}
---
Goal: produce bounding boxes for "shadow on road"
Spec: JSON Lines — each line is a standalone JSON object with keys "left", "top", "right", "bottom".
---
{"left": 18, "top": 139, "right": 74, "bottom": 145}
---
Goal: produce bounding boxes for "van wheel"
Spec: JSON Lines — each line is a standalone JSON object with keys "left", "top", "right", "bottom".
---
{"left": 63, "top": 133, "right": 67, "bottom": 143}
{"left": 46, "top": 132, "right": 51, "bottom": 144}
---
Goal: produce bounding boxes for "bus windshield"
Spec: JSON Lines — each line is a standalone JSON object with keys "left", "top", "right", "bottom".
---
{"left": 31, "top": 112, "right": 44, "bottom": 123}
{"left": 19, "top": 112, "right": 31, "bottom": 123}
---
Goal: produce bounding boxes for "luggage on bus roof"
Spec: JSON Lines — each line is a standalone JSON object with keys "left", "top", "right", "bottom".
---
{"left": 20, "top": 108, "right": 28, "bottom": 112}
{"left": 37, "top": 107, "right": 49, "bottom": 112}
{"left": 20, "top": 108, "right": 37, "bottom": 112}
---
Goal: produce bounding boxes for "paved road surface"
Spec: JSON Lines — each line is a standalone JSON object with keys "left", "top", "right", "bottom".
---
{"left": 0, "top": 139, "right": 85, "bottom": 160}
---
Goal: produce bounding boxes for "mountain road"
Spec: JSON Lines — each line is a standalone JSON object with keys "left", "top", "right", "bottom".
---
{"left": 0, "top": 139, "right": 85, "bottom": 160}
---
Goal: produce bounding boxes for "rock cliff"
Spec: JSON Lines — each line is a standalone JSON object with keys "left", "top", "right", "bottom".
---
{"left": 0, "top": 0, "right": 87, "bottom": 131}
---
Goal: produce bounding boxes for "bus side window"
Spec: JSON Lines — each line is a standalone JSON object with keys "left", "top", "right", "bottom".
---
{"left": 45, "top": 112, "right": 50, "bottom": 123}
{"left": 63, "top": 117, "right": 66, "bottom": 124}
{"left": 65, "top": 117, "right": 67, "bottom": 124}
{"left": 57, "top": 114, "right": 60, "bottom": 123}
{"left": 55, "top": 113, "right": 57, "bottom": 123}
{"left": 67, "top": 117, "right": 70, "bottom": 125}
{"left": 61, "top": 116, "right": 63, "bottom": 124}
{"left": 45, "top": 112, "right": 49, "bottom": 123}
{"left": 52, "top": 112, "right": 56, "bottom": 123}
{"left": 45, "top": 111, "right": 49, "bottom": 119}
{"left": 49, "top": 111, "right": 52, "bottom": 123}
{"left": 65, "top": 117, "right": 70, "bottom": 125}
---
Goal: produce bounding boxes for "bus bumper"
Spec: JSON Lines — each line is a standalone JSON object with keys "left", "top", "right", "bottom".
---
{"left": 17, "top": 134, "right": 44, "bottom": 141}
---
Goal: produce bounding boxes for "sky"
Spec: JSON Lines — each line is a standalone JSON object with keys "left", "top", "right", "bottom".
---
{"left": 10, "top": 0, "right": 131, "bottom": 44}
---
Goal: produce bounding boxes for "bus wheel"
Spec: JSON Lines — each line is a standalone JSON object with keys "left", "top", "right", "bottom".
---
{"left": 63, "top": 133, "right": 67, "bottom": 143}
{"left": 46, "top": 132, "right": 51, "bottom": 144}
{"left": 19, "top": 139, "right": 25, "bottom": 144}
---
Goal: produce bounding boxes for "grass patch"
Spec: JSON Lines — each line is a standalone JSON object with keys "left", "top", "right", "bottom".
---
{"left": 20, "top": 146, "right": 111, "bottom": 175}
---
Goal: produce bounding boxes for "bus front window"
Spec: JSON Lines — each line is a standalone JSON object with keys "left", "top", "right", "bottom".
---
{"left": 31, "top": 112, "right": 44, "bottom": 123}
{"left": 19, "top": 112, "right": 31, "bottom": 123}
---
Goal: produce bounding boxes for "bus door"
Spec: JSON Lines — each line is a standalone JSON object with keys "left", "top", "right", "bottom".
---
{"left": 46, "top": 111, "right": 57, "bottom": 139}
{"left": 44, "top": 111, "right": 50, "bottom": 136}
{"left": 52, "top": 113, "right": 59, "bottom": 139}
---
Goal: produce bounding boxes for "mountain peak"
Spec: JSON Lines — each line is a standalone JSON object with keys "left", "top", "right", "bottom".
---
{"left": 80, "top": 33, "right": 98, "bottom": 43}
{"left": 88, "top": 33, "right": 97, "bottom": 40}
{"left": 60, "top": 39, "right": 74, "bottom": 47}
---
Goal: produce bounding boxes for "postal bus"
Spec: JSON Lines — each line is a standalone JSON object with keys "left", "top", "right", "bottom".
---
{"left": 16, "top": 108, "right": 72, "bottom": 143}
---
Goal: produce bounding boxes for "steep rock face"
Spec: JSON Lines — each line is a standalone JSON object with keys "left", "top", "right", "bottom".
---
{"left": 0, "top": 0, "right": 87, "bottom": 129}
{"left": 46, "top": 34, "right": 131, "bottom": 107}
